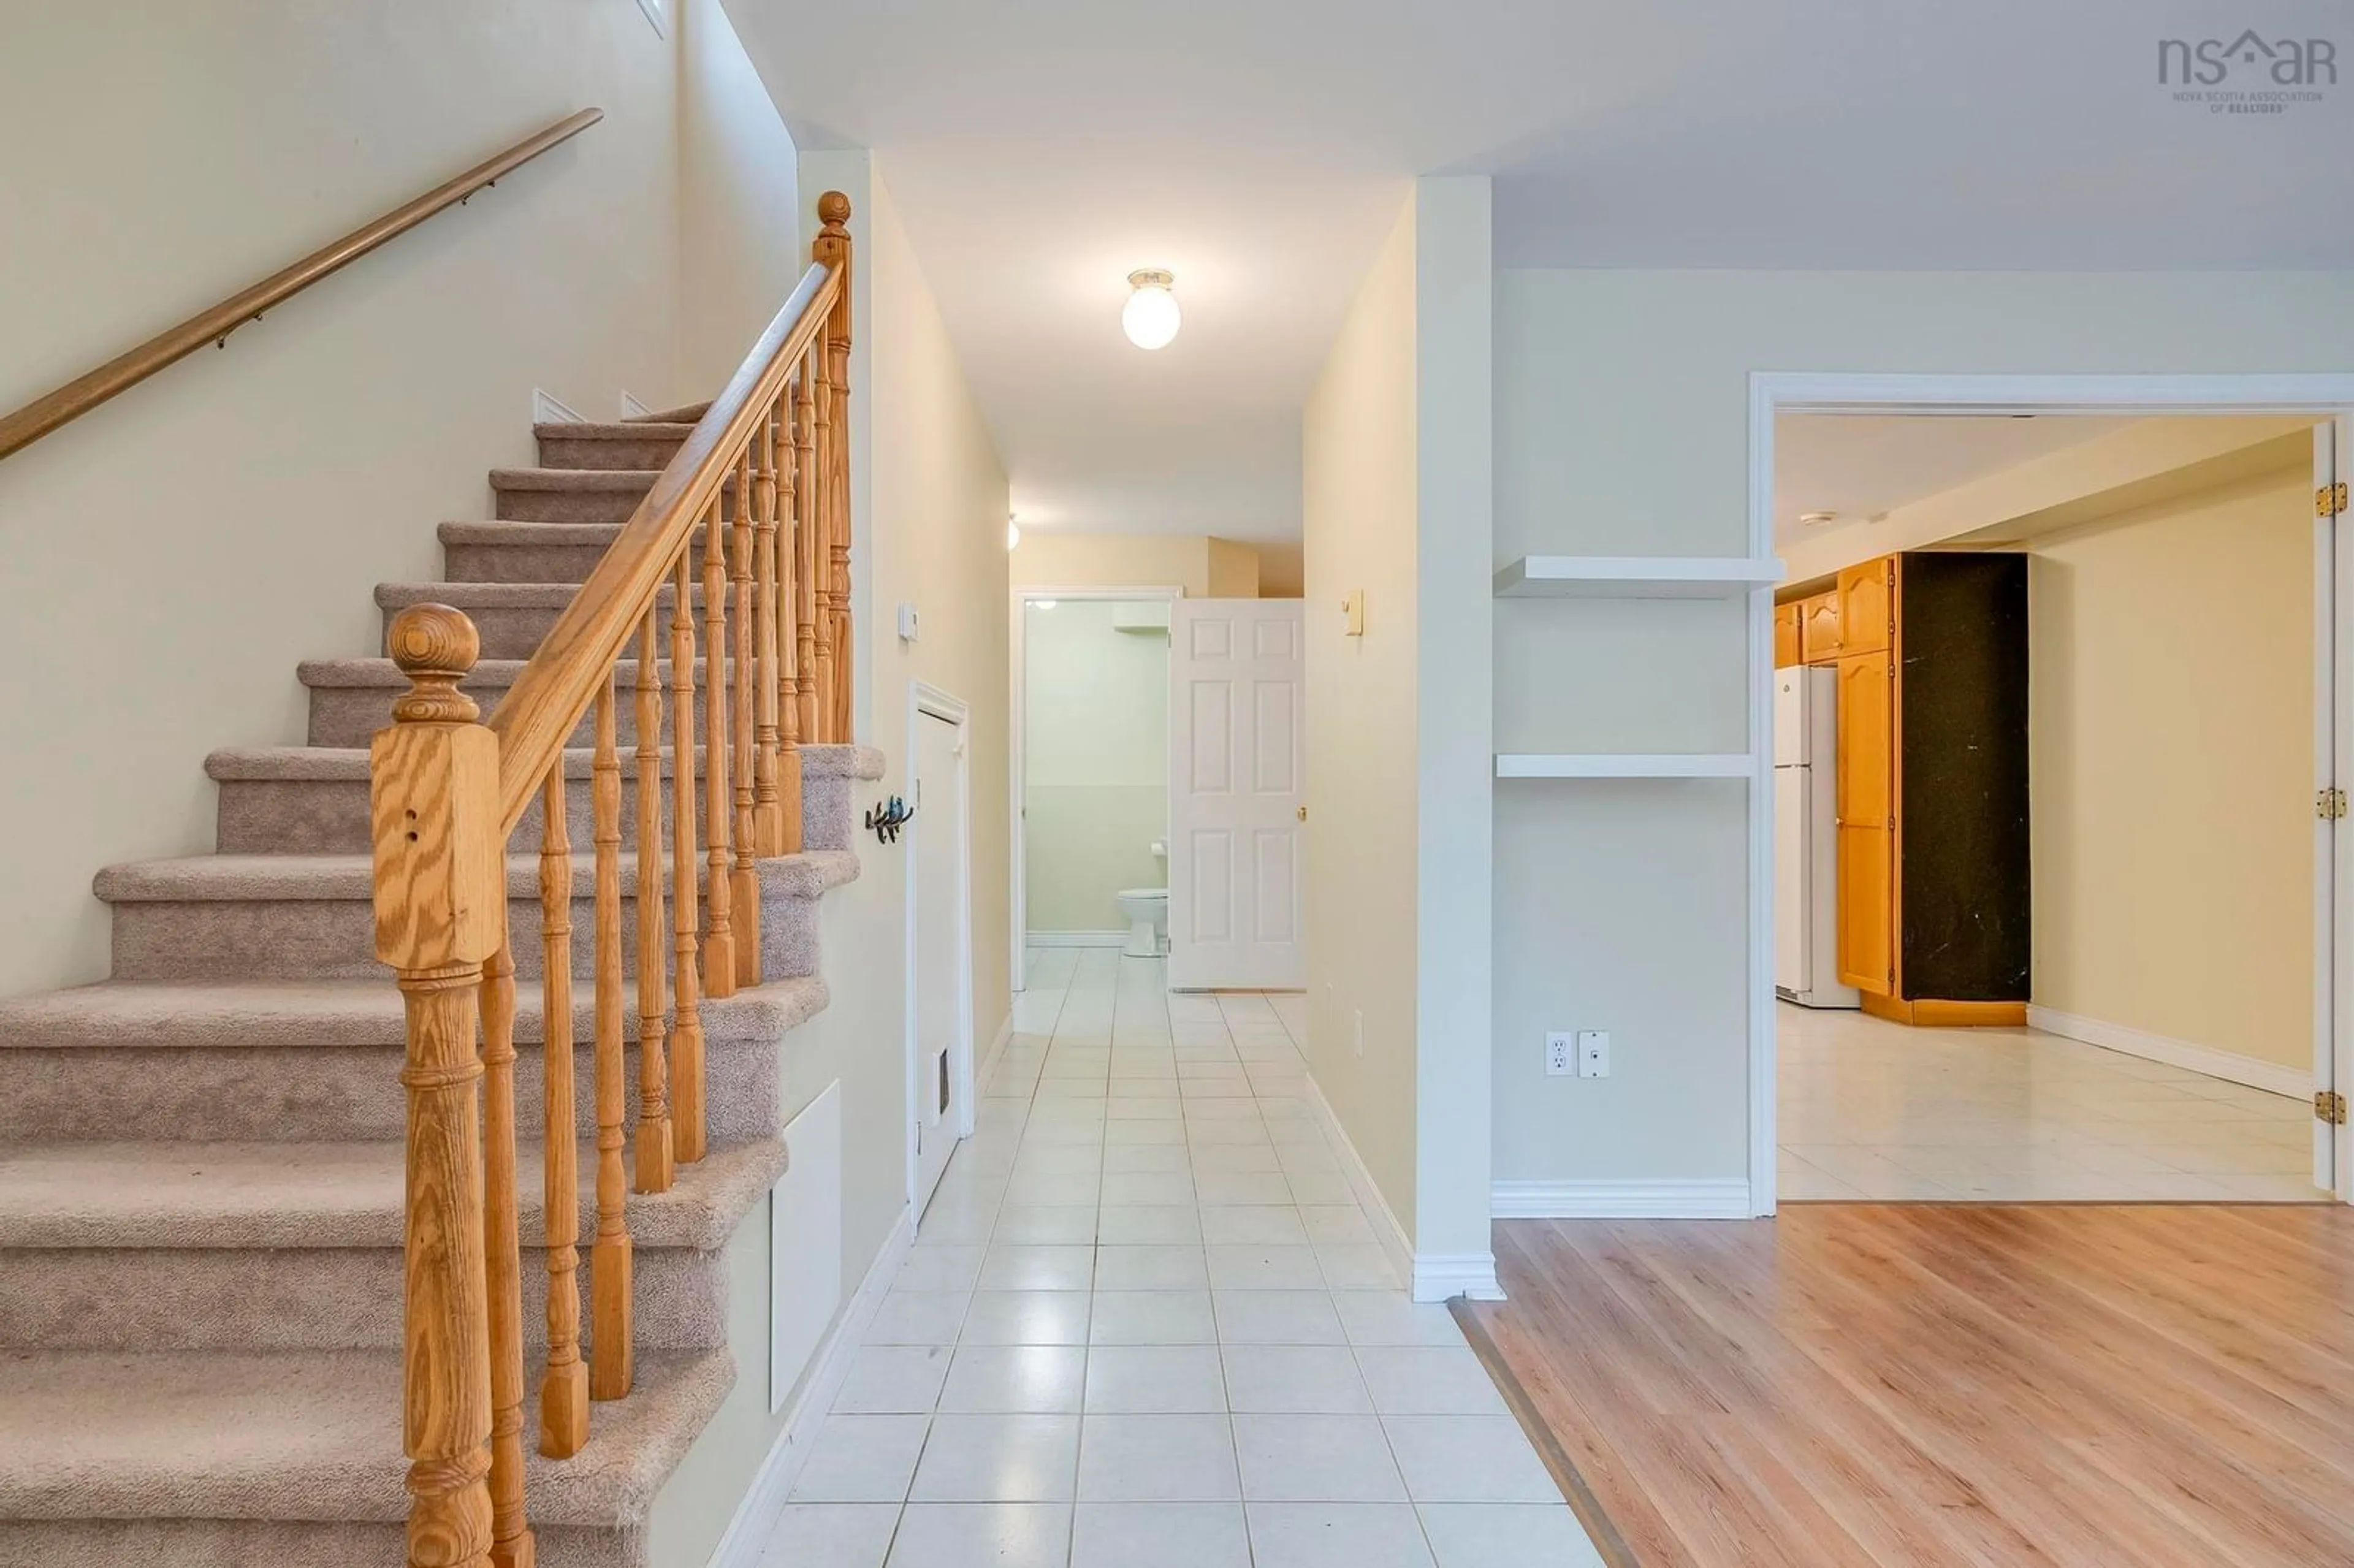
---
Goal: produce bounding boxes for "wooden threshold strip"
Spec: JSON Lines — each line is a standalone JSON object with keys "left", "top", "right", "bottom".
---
{"left": 1450, "top": 1295, "right": 1645, "bottom": 1568}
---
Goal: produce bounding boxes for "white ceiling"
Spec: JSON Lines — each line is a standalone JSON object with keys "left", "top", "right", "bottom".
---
{"left": 1772, "top": 415, "right": 2143, "bottom": 544}
{"left": 730, "top": 1, "right": 2353, "bottom": 543}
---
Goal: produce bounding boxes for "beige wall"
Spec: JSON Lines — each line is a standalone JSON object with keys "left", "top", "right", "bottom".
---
{"left": 647, "top": 152, "right": 1011, "bottom": 1566}
{"left": 0, "top": 0, "right": 801, "bottom": 998}
{"left": 1492, "top": 268, "right": 2354, "bottom": 1191}
{"left": 676, "top": 0, "right": 805, "bottom": 394}
{"left": 1011, "top": 531, "right": 1282, "bottom": 596}
{"left": 1023, "top": 601, "right": 1169, "bottom": 932}
{"left": 2030, "top": 463, "right": 2314, "bottom": 1070}
{"left": 1303, "top": 195, "right": 1423, "bottom": 1234}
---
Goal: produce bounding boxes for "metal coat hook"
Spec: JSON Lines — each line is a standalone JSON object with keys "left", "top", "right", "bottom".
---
{"left": 866, "top": 795, "right": 915, "bottom": 845}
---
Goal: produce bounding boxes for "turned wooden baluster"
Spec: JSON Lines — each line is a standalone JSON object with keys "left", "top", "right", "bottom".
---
{"left": 751, "top": 411, "right": 783, "bottom": 856}
{"left": 588, "top": 679, "right": 633, "bottom": 1399}
{"left": 731, "top": 432, "right": 764, "bottom": 986}
{"left": 701, "top": 492, "right": 737, "bottom": 1001}
{"left": 815, "top": 192, "right": 855, "bottom": 744}
{"left": 536, "top": 763, "right": 587, "bottom": 1456}
{"left": 478, "top": 941, "right": 535, "bottom": 1568}
{"left": 796, "top": 343, "right": 824, "bottom": 750}
{"left": 770, "top": 392, "right": 804, "bottom": 854}
{"left": 372, "top": 604, "right": 498, "bottom": 1568}
{"left": 669, "top": 549, "right": 707, "bottom": 1164}
{"left": 633, "top": 611, "right": 673, "bottom": 1194}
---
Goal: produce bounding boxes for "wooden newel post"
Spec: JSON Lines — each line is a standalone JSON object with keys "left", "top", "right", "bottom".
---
{"left": 372, "top": 604, "right": 505, "bottom": 1568}
{"left": 812, "top": 191, "right": 853, "bottom": 745}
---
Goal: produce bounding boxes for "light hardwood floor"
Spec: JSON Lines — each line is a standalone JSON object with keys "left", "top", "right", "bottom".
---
{"left": 1459, "top": 1205, "right": 2354, "bottom": 1568}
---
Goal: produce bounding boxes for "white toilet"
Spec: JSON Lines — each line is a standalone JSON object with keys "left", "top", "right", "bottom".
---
{"left": 1116, "top": 888, "right": 1167, "bottom": 958}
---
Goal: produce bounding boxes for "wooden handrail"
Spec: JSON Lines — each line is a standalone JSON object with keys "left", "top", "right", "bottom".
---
{"left": 485, "top": 259, "right": 837, "bottom": 834}
{"left": 0, "top": 107, "right": 603, "bottom": 462}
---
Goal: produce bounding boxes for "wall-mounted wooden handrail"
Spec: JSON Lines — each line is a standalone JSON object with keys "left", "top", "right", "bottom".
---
{"left": 0, "top": 107, "right": 604, "bottom": 462}
{"left": 485, "top": 259, "right": 838, "bottom": 834}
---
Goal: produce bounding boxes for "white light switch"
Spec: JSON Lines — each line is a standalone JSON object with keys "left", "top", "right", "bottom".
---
{"left": 896, "top": 603, "right": 920, "bottom": 641}
{"left": 1577, "top": 1031, "right": 1610, "bottom": 1078}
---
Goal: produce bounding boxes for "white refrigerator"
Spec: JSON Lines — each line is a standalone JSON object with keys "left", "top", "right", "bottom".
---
{"left": 1775, "top": 667, "right": 1860, "bottom": 1009}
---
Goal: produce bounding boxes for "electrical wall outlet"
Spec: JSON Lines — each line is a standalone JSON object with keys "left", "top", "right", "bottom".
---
{"left": 1578, "top": 1030, "right": 1610, "bottom": 1078}
{"left": 1545, "top": 1032, "right": 1573, "bottom": 1076}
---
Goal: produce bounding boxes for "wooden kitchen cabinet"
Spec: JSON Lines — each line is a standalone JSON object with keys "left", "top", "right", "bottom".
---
{"left": 1834, "top": 650, "right": 1895, "bottom": 994}
{"left": 1837, "top": 557, "right": 1894, "bottom": 657}
{"left": 1775, "top": 602, "right": 1802, "bottom": 668}
{"left": 1799, "top": 591, "right": 1842, "bottom": 663}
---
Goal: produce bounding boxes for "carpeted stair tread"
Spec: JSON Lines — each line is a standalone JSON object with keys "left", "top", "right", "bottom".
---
{"left": 0, "top": 1345, "right": 731, "bottom": 1526}
{"left": 0, "top": 974, "right": 826, "bottom": 1051}
{"left": 207, "top": 745, "right": 681, "bottom": 783}
{"left": 532, "top": 421, "right": 696, "bottom": 443}
{"left": 0, "top": 1137, "right": 786, "bottom": 1250}
{"left": 91, "top": 848, "right": 861, "bottom": 903}
{"left": 489, "top": 468, "right": 665, "bottom": 492}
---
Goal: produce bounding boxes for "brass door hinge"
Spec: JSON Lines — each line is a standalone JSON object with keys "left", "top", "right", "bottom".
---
{"left": 2320, "top": 788, "right": 2348, "bottom": 820}
{"left": 2322, "top": 482, "right": 2350, "bottom": 518}
{"left": 2317, "top": 1090, "right": 2347, "bottom": 1125}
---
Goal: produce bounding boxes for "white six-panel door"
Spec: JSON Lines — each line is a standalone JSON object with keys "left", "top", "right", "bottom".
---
{"left": 1168, "top": 599, "right": 1306, "bottom": 990}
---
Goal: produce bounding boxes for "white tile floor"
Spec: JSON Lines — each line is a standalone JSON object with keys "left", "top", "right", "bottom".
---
{"left": 755, "top": 948, "right": 1604, "bottom": 1568}
{"left": 1778, "top": 1003, "right": 2324, "bottom": 1201}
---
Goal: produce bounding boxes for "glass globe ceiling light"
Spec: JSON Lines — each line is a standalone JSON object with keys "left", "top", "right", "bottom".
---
{"left": 1122, "top": 269, "right": 1181, "bottom": 349}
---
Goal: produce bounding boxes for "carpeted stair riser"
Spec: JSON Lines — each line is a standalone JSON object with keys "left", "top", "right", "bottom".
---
{"left": 493, "top": 468, "right": 742, "bottom": 526}
{"left": 0, "top": 1347, "right": 732, "bottom": 1563}
{"left": 440, "top": 522, "right": 707, "bottom": 586}
{"left": 217, "top": 756, "right": 679, "bottom": 854}
{"left": 105, "top": 855, "right": 846, "bottom": 983}
{"left": 215, "top": 744, "right": 859, "bottom": 859}
{"left": 0, "top": 1030, "right": 779, "bottom": 1145}
{"left": 533, "top": 421, "right": 695, "bottom": 471}
{"left": 0, "top": 1239, "right": 725, "bottom": 1354}
{"left": 302, "top": 657, "right": 719, "bottom": 750}
{"left": 376, "top": 582, "right": 710, "bottom": 662}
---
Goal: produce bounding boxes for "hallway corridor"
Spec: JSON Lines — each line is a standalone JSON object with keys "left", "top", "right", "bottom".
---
{"left": 754, "top": 950, "right": 1599, "bottom": 1567}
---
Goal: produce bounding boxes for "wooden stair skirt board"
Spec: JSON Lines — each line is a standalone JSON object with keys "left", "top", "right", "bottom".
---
{"left": 1861, "top": 994, "right": 2028, "bottom": 1028}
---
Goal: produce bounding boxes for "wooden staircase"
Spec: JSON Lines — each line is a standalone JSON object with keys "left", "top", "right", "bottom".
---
{"left": 0, "top": 200, "right": 864, "bottom": 1567}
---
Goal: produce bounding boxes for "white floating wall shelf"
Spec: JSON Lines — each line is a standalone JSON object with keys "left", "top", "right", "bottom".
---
{"left": 1495, "top": 753, "right": 1754, "bottom": 780}
{"left": 1493, "top": 556, "right": 1785, "bottom": 599}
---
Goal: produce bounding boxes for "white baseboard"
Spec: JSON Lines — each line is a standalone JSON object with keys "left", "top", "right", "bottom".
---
{"left": 1413, "top": 1254, "right": 1504, "bottom": 1301}
{"left": 2027, "top": 1006, "right": 2308, "bottom": 1100}
{"left": 1492, "top": 1178, "right": 1754, "bottom": 1219}
{"left": 1301, "top": 1073, "right": 1498, "bottom": 1303}
{"left": 706, "top": 1204, "right": 917, "bottom": 1568}
{"left": 1024, "top": 930, "right": 1130, "bottom": 948}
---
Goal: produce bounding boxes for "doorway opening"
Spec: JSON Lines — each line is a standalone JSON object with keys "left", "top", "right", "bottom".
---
{"left": 1750, "top": 376, "right": 2354, "bottom": 1209}
{"left": 1010, "top": 587, "right": 1183, "bottom": 986}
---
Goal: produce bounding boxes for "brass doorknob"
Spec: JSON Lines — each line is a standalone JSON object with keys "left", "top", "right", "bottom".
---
{"left": 1296, "top": 805, "right": 1308, "bottom": 822}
